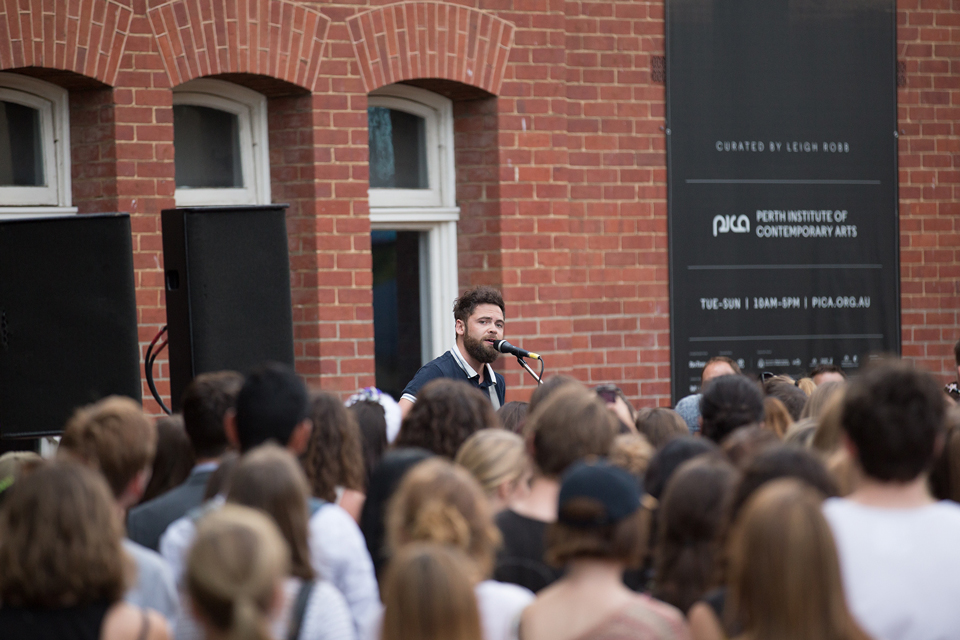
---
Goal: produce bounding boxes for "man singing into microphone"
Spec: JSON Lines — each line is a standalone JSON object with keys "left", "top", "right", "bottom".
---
{"left": 398, "top": 286, "right": 506, "bottom": 417}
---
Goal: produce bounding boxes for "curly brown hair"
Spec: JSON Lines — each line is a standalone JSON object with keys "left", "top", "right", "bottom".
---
{"left": 304, "top": 391, "right": 365, "bottom": 502}
{"left": 0, "top": 461, "right": 128, "bottom": 607}
{"left": 395, "top": 379, "right": 501, "bottom": 459}
{"left": 453, "top": 286, "right": 504, "bottom": 325}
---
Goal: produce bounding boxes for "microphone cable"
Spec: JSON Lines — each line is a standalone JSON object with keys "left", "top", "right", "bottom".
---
{"left": 145, "top": 326, "right": 172, "bottom": 415}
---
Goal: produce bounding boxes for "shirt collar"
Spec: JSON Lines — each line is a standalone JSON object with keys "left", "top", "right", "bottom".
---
{"left": 450, "top": 344, "right": 497, "bottom": 386}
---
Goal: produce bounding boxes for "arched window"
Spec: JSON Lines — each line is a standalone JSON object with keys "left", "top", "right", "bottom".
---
{"left": 368, "top": 85, "right": 459, "bottom": 399}
{"left": 172, "top": 79, "right": 270, "bottom": 206}
{"left": 0, "top": 74, "right": 72, "bottom": 214}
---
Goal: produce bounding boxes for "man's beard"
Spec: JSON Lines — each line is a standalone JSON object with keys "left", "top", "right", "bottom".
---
{"left": 463, "top": 332, "right": 500, "bottom": 364}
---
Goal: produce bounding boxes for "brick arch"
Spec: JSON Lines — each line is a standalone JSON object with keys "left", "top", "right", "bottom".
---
{"left": 347, "top": 2, "right": 515, "bottom": 95}
{"left": 147, "top": 0, "right": 330, "bottom": 91}
{"left": 0, "top": 0, "right": 133, "bottom": 86}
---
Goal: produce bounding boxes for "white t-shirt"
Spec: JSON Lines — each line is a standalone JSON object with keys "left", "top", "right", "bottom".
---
{"left": 823, "top": 498, "right": 960, "bottom": 640}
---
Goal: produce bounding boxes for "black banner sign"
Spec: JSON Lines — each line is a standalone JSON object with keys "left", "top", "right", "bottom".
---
{"left": 666, "top": 0, "right": 899, "bottom": 402}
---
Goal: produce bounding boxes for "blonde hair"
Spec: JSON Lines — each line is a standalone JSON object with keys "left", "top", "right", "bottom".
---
{"left": 187, "top": 504, "right": 290, "bottom": 640}
{"left": 455, "top": 429, "right": 528, "bottom": 496}
{"left": 608, "top": 432, "right": 655, "bottom": 479}
{"left": 796, "top": 377, "right": 817, "bottom": 396}
{"left": 728, "top": 479, "right": 870, "bottom": 640}
{"left": 762, "top": 397, "right": 792, "bottom": 439}
{"left": 387, "top": 458, "right": 501, "bottom": 580}
{"left": 381, "top": 544, "right": 483, "bottom": 640}
{"left": 59, "top": 395, "right": 156, "bottom": 499}
{"left": 226, "top": 444, "right": 315, "bottom": 580}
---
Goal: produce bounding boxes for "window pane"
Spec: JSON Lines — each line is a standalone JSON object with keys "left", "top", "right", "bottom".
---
{"left": 372, "top": 230, "right": 423, "bottom": 400}
{"left": 368, "top": 107, "right": 428, "bottom": 189}
{"left": 0, "top": 101, "right": 43, "bottom": 186}
{"left": 174, "top": 105, "right": 243, "bottom": 188}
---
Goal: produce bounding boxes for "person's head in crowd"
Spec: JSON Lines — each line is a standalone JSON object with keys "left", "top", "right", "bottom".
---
{"left": 181, "top": 370, "right": 244, "bottom": 461}
{"left": 387, "top": 458, "right": 502, "bottom": 581}
{"left": 595, "top": 384, "right": 638, "bottom": 433}
{"left": 395, "top": 379, "right": 500, "bottom": 459}
{"left": 203, "top": 451, "right": 240, "bottom": 501}
{"left": 497, "top": 401, "right": 529, "bottom": 435}
{"left": 674, "top": 393, "right": 702, "bottom": 433}
{"left": 720, "top": 425, "right": 780, "bottom": 468}
{"left": 380, "top": 544, "right": 483, "bottom": 640}
{"left": 608, "top": 433, "right": 655, "bottom": 483}
{"left": 226, "top": 362, "right": 311, "bottom": 455}
{"left": 842, "top": 361, "right": 946, "bottom": 484}
{"left": 455, "top": 429, "right": 531, "bottom": 513}
{"left": 930, "top": 406, "right": 960, "bottom": 503}
{"left": 545, "top": 460, "right": 646, "bottom": 570}
{"left": 702, "top": 356, "right": 741, "bottom": 385}
{"left": 802, "top": 379, "right": 845, "bottom": 421}
{"left": 760, "top": 397, "right": 791, "bottom": 439}
{"left": 654, "top": 455, "right": 739, "bottom": 613}
{"left": 0, "top": 450, "right": 41, "bottom": 507}
{"left": 700, "top": 375, "right": 765, "bottom": 443}
{"left": 360, "top": 447, "right": 435, "bottom": 578}
{"left": 139, "top": 414, "right": 195, "bottom": 504}
{"left": 304, "top": 390, "right": 365, "bottom": 502}
{"left": 795, "top": 377, "right": 817, "bottom": 396}
{"left": 643, "top": 436, "right": 718, "bottom": 501}
{"left": 0, "top": 461, "right": 127, "bottom": 607}
{"left": 728, "top": 446, "right": 839, "bottom": 525}
{"left": 226, "top": 444, "right": 314, "bottom": 580}
{"left": 810, "top": 363, "right": 847, "bottom": 386}
{"left": 762, "top": 380, "right": 808, "bottom": 422}
{"left": 810, "top": 388, "right": 847, "bottom": 452}
{"left": 783, "top": 417, "right": 818, "bottom": 447}
{"left": 635, "top": 407, "right": 690, "bottom": 449}
{"left": 348, "top": 396, "right": 388, "bottom": 489}
{"left": 187, "top": 504, "right": 289, "bottom": 640}
{"left": 527, "top": 374, "right": 579, "bottom": 414}
{"left": 59, "top": 395, "right": 157, "bottom": 510}
{"left": 727, "top": 479, "right": 869, "bottom": 640}
{"left": 525, "top": 385, "right": 619, "bottom": 478}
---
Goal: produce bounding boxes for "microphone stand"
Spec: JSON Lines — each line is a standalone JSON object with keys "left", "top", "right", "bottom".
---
{"left": 516, "top": 356, "right": 543, "bottom": 385}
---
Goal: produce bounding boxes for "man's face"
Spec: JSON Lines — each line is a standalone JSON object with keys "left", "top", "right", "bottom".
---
{"left": 457, "top": 303, "right": 504, "bottom": 365}
{"left": 702, "top": 361, "right": 736, "bottom": 385}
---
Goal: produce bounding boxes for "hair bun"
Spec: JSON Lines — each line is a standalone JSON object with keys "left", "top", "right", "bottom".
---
{"left": 411, "top": 500, "right": 471, "bottom": 549}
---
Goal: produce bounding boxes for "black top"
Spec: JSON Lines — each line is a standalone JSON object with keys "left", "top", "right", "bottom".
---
{"left": 0, "top": 602, "right": 111, "bottom": 640}
{"left": 401, "top": 349, "right": 505, "bottom": 407}
{"left": 493, "top": 509, "right": 563, "bottom": 593}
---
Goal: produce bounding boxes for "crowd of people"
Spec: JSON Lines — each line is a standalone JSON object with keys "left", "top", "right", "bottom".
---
{"left": 2, "top": 340, "right": 960, "bottom": 640}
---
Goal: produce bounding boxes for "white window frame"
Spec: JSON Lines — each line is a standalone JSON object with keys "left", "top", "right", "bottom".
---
{"left": 172, "top": 78, "right": 270, "bottom": 207}
{"left": 368, "top": 85, "right": 459, "bottom": 363}
{"left": 0, "top": 74, "right": 74, "bottom": 216}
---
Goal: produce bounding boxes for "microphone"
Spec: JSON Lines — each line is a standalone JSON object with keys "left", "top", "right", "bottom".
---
{"left": 493, "top": 340, "right": 541, "bottom": 360}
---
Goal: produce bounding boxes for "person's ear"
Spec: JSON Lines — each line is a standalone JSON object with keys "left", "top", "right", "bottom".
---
{"left": 842, "top": 432, "right": 859, "bottom": 459}
{"left": 118, "top": 467, "right": 151, "bottom": 510}
{"left": 224, "top": 409, "right": 240, "bottom": 449}
{"left": 287, "top": 418, "right": 313, "bottom": 456}
{"left": 456, "top": 318, "right": 466, "bottom": 337}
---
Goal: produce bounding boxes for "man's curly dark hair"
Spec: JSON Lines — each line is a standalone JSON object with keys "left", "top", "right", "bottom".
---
{"left": 394, "top": 379, "right": 500, "bottom": 458}
{"left": 453, "top": 286, "right": 505, "bottom": 325}
{"left": 700, "top": 375, "right": 765, "bottom": 443}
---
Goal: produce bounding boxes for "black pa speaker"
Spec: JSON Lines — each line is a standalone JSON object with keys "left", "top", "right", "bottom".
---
{"left": 0, "top": 213, "right": 141, "bottom": 439}
{"left": 161, "top": 205, "right": 295, "bottom": 412}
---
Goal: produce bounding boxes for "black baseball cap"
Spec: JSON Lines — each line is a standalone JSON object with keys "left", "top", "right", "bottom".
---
{"left": 557, "top": 459, "right": 641, "bottom": 527}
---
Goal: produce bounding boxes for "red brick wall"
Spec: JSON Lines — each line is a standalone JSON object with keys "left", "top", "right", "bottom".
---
{"left": 0, "top": 0, "right": 956, "bottom": 415}
{"left": 896, "top": 0, "right": 960, "bottom": 379}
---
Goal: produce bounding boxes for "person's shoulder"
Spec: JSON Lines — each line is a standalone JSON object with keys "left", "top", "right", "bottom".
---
{"left": 101, "top": 603, "right": 170, "bottom": 640}
{"left": 476, "top": 579, "right": 535, "bottom": 606}
{"left": 122, "top": 539, "right": 171, "bottom": 576}
{"left": 929, "top": 500, "right": 960, "bottom": 524}
{"left": 623, "top": 594, "right": 688, "bottom": 634}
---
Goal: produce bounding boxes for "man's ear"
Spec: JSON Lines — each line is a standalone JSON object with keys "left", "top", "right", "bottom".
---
{"left": 118, "top": 467, "right": 151, "bottom": 510}
{"left": 455, "top": 318, "right": 465, "bottom": 337}
{"left": 287, "top": 418, "right": 313, "bottom": 456}
{"left": 842, "top": 432, "right": 859, "bottom": 459}
{"left": 224, "top": 408, "right": 240, "bottom": 449}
